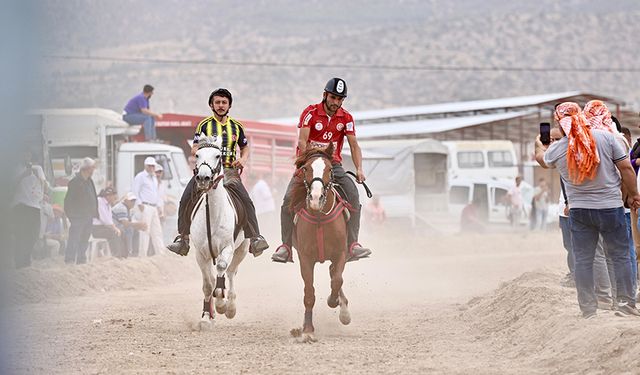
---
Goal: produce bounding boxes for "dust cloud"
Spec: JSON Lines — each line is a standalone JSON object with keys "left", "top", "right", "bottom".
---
{"left": 9, "top": 219, "right": 638, "bottom": 374}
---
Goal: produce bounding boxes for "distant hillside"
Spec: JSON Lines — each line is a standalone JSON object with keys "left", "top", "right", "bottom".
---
{"left": 38, "top": 0, "right": 640, "bottom": 121}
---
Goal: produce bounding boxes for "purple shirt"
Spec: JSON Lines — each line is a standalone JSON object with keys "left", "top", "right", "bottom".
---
{"left": 124, "top": 93, "right": 149, "bottom": 114}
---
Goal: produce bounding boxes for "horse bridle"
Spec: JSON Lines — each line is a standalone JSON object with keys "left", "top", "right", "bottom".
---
{"left": 300, "top": 154, "right": 334, "bottom": 213}
{"left": 195, "top": 143, "right": 223, "bottom": 190}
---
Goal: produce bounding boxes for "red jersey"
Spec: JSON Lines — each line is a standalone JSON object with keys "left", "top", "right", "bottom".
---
{"left": 297, "top": 102, "right": 356, "bottom": 163}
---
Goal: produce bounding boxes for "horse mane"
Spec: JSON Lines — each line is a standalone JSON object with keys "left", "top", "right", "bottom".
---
{"left": 289, "top": 144, "right": 334, "bottom": 212}
{"left": 294, "top": 143, "right": 334, "bottom": 169}
{"left": 198, "top": 135, "right": 219, "bottom": 148}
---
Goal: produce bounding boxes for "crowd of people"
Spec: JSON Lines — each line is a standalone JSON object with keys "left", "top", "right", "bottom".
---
{"left": 536, "top": 100, "right": 640, "bottom": 318}
{"left": 10, "top": 153, "right": 179, "bottom": 266}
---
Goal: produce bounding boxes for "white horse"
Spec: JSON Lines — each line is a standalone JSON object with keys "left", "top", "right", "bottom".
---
{"left": 190, "top": 135, "right": 249, "bottom": 328}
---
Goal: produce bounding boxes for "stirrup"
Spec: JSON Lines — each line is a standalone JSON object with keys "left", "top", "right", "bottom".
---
{"left": 271, "top": 244, "right": 293, "bottom": 263}
{"left": 347, "top": 242, "right": 371, "bottom": 262}
{"left": 167, "top": 235, "right": 190, "bottom": 256}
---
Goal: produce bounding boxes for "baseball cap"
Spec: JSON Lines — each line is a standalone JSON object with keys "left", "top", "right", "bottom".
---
{"left": 124, "top": 192, "right": 137, "bottom": 201}
{"left": 144, "top": 156, "right": 157, "bottom": 166}
{"left": 155, "top": 163, "right": 164, "bottom": 172}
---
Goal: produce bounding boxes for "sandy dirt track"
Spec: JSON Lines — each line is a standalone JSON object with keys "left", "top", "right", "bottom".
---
{"left": 5, "top": 228, "right": 640, "bottom": 374}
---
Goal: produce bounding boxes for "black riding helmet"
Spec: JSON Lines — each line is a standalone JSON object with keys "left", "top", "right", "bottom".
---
{"left": 208, "top": 88, "right": 233, "bottom": 106}
{"left": 324, "top": 78, "right": 347, "bottom": 98}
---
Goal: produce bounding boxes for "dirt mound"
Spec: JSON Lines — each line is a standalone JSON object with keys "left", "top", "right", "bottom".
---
{"left": 8, "top": 255, "right": 199, "bottom": 305}
{"left": 462, "top": 270, "right": 640, "bottom": 373}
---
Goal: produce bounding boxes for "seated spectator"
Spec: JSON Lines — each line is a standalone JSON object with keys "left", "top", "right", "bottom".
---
{"left": 364, "top": 195, "right": 386, "bottom": 225}
{"left": 92, "top": 187, "right": 124, "bottom": 258}
{"left": 112, "top": 192, "right": 147, "bottom": 257}
{"left": 44, "top": 204, "right": 68, "bottom": 256}
{"left": 461, "top": 198, "right": 485, "bottom": 233}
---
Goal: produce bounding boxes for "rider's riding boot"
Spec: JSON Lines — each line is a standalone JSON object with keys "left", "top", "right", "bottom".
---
{"left": 346, "top": 207, "right": 371, "bottom": 262}
{"left": 347, "top": 242, "right": 371, "bottom": 262}
{"left": 272, "top": 205, "right": 295, "bottom": 263}
{"left": 167, "top": 235, "right": 190, "bottom": 256}
{"left": 271, "top": 243, "right": 293, "bottom": 263}
{"left": 249, "top": 235, "right": 269, "bottom": 257}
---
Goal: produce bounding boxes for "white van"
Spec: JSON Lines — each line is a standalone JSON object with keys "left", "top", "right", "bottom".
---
{"left": 448, "top": 178, "right": 557, "bottom": 225}
{"left": 443, "top": 140, "right": 518, "bottom": 184}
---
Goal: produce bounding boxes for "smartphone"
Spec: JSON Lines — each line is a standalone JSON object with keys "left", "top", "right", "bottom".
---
{"left": 540, "top": 122, "right": 551, "bottom": 145}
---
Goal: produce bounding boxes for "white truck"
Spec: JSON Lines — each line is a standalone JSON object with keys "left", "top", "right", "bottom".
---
{"left": 32, "top": 108, "right": 191, "bottom": 205}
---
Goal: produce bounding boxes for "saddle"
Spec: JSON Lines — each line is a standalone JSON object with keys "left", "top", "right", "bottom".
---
{"left": 224, "top": 181, "right": 248, "bottom": 240}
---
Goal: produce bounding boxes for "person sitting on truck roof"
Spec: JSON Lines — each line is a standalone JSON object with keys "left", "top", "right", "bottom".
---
{"left": 166, "top": 88, "right": 269, "bottom": 257}
{"left": 123, "top": 84, "right": 163, "bottom": 141}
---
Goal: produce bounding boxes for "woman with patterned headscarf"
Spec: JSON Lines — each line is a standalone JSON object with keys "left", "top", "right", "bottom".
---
{"left": 554, "top": 102, "right": 599, "bottom": 184}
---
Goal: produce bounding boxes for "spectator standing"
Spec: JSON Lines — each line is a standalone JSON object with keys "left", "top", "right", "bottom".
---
{"left": 506, "top": 176, "right": 524, "bottom": 228}
{"left": 155, "top": 163, "right": 166, "bottom": 221}
{"left": 536, "top": 102, "right": 640, "bottom": 318}
{"left": 122, "top": 84, "right": 163, "bottom": 141}
{"left": 11, "top": 151, "right": 46, "bottom": 268}
{"left": 584, "top": 104, "right": 637, "bottom": 297}
{"left": 250, "top": 175, "right": 276, "bottom": 217}
{"left": 92, "top": 187, "right": 124, "bottom": 258}
{"left": 364, "top": 195, "right": 386, "bottom": 225}
{"left": 533, "top": 178, "right": 550, "bottom": 230}
{"left": 132, "top": 157, "right": 164, "bottom": 257}
{"left": 64, "top": 157, "right": 98, "bottom": 265}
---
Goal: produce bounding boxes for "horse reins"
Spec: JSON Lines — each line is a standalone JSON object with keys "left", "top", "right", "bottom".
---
{"left": 194, "top": 142, "right": 226, "bottom": 264}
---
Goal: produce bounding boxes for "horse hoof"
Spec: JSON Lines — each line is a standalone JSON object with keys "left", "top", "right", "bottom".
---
{"left": 339, "top": 310, "right": 351, "bottom": 325}
{"left": 290, "top": 327, "right": 302, "bottom": 338}
{"left": 327, "top": 296, "right": 339, "bottom": 309}
{"left": 225, "top": 305, "right": 236, "bottom": 319}
{"left": 198, "top": 318, "right": 213, "bottom": 331}
{"left": 215, "top": 301, "right": 227, "bottom": 314}
{"left": 300, "top": 333, "right": 317, "bottom": 343}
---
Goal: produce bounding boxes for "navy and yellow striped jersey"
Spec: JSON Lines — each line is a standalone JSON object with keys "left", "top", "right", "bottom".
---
{"left": 193, "top": 116, "right": 248, "bottom": 167}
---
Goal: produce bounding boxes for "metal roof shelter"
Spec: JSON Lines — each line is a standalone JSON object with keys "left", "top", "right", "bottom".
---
{"left": 265, "top": 91, "right": 634, "bottom": 166}
{"left": 263, "top": 91, "right": 627, "bottom": 126}
{"left": 355, "top": 110, "right": 536, "bottom": 140}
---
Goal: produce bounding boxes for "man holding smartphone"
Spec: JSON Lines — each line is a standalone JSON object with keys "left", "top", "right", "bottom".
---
{"left": 535, "top": 102, "right": 640, "bottom": 318}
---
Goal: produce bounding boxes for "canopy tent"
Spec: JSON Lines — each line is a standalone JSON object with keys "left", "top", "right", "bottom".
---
{"left": 342, "top": 139, "right": 448, "bottom": 226}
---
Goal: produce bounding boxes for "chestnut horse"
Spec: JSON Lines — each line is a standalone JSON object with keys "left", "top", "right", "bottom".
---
{"left": 289, "top": 144, "right": 351, "bottom": 343}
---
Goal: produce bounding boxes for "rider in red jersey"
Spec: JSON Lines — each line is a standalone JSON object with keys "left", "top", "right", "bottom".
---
{"left": 271, "top": 78, "right": 372, "bottom": 263}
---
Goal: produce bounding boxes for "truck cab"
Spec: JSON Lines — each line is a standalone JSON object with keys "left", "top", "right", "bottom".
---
{"left": 116, "top": 142, "right": 191, "bottom": 204}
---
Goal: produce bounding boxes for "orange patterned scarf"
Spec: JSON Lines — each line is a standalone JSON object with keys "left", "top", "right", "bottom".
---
{"left": 584, "top": 100, "right": 615, "bottom": 133}
{"left": 554, "top": 102, "right": 599, "bottom": 184}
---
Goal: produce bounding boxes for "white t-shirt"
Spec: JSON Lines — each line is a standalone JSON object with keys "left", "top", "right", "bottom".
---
{"left": 12, "top": 164, "right": 46, "bottom": 209}
{"left": 250, "top": 179, "right": 275, "bottom": 215}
